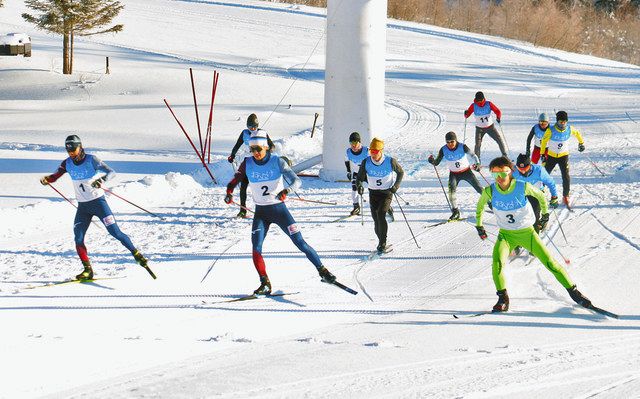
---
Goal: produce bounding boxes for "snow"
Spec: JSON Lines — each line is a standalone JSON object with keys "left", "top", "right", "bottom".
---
{"left": 1, "top": 0, "right": 640, "bottom": 398}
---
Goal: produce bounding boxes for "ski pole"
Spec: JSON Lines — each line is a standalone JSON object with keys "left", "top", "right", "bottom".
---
{"left": 477, "top": 168, "right": 491, "bottom": 186}
{"left": 395, "top": 192, "right": 410, "bottom": 205}
{"left": 585, "top": 154, "right": 606, "bottom": 177}
{"left": 230, "top": 199, "right": 255, "bottom": 214}
{"left": 204, "top": 70, "right": 219, "bottom": 164}
{"left": 189, "top": 68, "right": 204, "bottom": 155}
{"left": 360, "top": 193, "right": 364, "bottom": 226}
{"left": 552, "top": 208, "right": 569, "bottom": 244}
{"left": 287, "top": 197, "right": 337, "bottom": 206}
{"left": 164, "top": 99, "right": 218, "bottom": 184}
{"left": 545, "top": 233, "right": 570, "bottom": 265}
{"left": 102, "top": 187, "right": 166, "bottom": 220}
{"left": 433, "top": 164, "right": 452, "bottom": 211}
{"left": 310, "top": 112, "right": 319, "bottom": 138}
{"left": 497, "top": 121, "right": 511, "bottom": 154}
{"left": 463, "top": 118, "right": 467, "bottom": 143}
{"left": 394, "top": 193, "right": 420, "bottom": 249}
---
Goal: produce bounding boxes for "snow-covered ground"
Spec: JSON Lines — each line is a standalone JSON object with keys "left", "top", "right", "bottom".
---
{"left": 1, "top": 1, "right": 640, "bottom": 398}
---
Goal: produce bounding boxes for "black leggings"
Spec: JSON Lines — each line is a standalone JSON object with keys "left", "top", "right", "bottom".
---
{"left": 369, "top": 190, "right": 393, "bottom": 245}
{"left": 239, "top": 175, "right": 248, "bottom": 207}
{"left": 448, "top": 169, "right": 483, "bottom": 209}
{"left": 544, "top": 155, "right": 570, "bottom": 196}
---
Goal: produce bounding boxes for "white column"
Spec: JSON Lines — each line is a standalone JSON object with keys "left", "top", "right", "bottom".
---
{"left": 320, "top": 0, "right": 387, "bottom": 181}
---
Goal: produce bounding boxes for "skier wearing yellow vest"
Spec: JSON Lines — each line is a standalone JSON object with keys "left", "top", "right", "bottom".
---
{"left": 540, "top": 110, "right": 585, "bottom": 207}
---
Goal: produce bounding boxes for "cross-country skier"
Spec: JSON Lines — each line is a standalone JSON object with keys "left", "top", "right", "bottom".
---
{"left": 428, "top": 131, "right": 483, "bottom": 220}
{"left": 513, "top": 153, "right": 559, "bottom": 231}
{"left": 227, "top": 113, "right": 275, "bottom": 218}
{"left": 540, "top": 110, "right": 585, "bottom": 207}
{"left": 356, "top": 137, "right": 404, "bottom": 254}
{"left": 224, "top": 130, "right": 336, "bottom": 295}
{"left": 525, "top": 113, "right": 550, "bottom": 164}
{"left": 464, "top": 91, "right": 508, "bottom": 161}
{"left": 475, "top": 156, "right": 591, "bottom": 312}
{"left": 344, "top": 132, "right": 368, "bottom": 216}
{"left": 39, "top": 135, "right": 151, "bottom": 280}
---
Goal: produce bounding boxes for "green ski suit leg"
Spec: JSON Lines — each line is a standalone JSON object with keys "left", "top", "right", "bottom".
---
{"left": 492, "top": 226, "right": 574, "bottom": 291}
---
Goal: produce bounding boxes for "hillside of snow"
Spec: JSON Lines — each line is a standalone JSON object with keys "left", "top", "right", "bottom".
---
{"left": 1, "top": 0, "right": 640, "bottom": 398}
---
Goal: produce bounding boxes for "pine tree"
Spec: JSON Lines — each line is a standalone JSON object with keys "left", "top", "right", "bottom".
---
{"left": 22, "top": 0, "right": 123, "bottom": 74}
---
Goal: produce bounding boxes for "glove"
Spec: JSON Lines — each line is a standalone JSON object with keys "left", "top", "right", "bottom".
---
{"left": 476, "top": 226, "right": 488, "bottom": 240}
{"left": 578, "top": 143, "right": 585, "bottom": 152}
{"left": 347, "top": 172, "right": 352, "bottom": 181}
{"left": 537, "top": 213, "right": 550, "bottom": 231}
{"left": 464, "top": 110, "right": 469, "bottom": 118}
{"left": 496, "top": 117, "right": 501, "bottom": 124}
{"left": 357, "top": 184, "right": 364, "bottom": 195}
{"left": 227, "top": 155, "right": 235, "bottom": 163}
{"left": 276, "top": 189, "right": 288, "bottom": 201}
{"left": 550, "top": 196, "right": 559, "bottom": 209}
{"left": 471, "top": 163, "right": 481, "bottom": 171}
{"left": 91, "top": 177, "right": 105, "bottom": 188}
{"left": 540, "top": 153, "right": 548, "bottom": 164}
{"left": 39, "top": 176, "right": 49, "bottom": 185}
{"left": 389, "top": 186, "right": 397, "bottom": 194}
{"left": 224, "top": 191, "right": 233, "bottom": 204}
{"left": 427, "top": 155, "right": 435, "bottom": 165}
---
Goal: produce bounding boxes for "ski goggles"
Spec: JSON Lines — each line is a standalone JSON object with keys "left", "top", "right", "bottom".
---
{"left": 65, "top": 142, "right": 81, "bottom": 152}
{"left": 369, "top": 149, "right": 381, "bottom": 155}
{"left": 249, "top": 145, "right": 264, "bottom": 153}
{"left": 349, "top": 140, "right": 360, "bottom": 145}
{"left": 491, "top": 171, "right": 510, "bottom": 179}
{"left": 446, "top": 140, "right": 456, "bottom": 144}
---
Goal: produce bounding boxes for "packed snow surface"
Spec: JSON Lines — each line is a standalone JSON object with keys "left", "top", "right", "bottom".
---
{"left": 1, "top": 1, "right": 640, "bottom": 398}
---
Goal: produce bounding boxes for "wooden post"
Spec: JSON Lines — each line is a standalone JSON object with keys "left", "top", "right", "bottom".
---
{"left": 105, "top": 56, "right": 110, "bottom": 74}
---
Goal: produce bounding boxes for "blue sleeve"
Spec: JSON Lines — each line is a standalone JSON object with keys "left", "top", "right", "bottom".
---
{"left": 91, "top": 155, "right": 116, "bottom": 182}
{"left": 279, "top": 158, "right": 301, "bottom": 192}
{"left": 539, "top": 167, "right": 558, "bottom": 197}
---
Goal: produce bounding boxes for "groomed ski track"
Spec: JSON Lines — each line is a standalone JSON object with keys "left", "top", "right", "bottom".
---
{"left": 1, "top": 0, "right": 640, "bottom": 398}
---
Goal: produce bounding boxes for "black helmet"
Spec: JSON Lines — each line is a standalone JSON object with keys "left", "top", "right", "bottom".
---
{"left": 65, "top": 135, "right": 82, "bottom": 151}
{"left": 474, "top": 91, "right": 485, "bottom": 102}
{"left": 556, "top": 110, "right": 568, "bottom": 121}
{"left": 348, "top": 132, "right": 361, "bottom": 143}
{"left": 247, "top": 113, "right": 259, "bottom": 129}
{"left": 516, "top": 153, "right": 531, "bottom": 169}
{"left": 445, "top": 131, "right": 457, "bottom": 142}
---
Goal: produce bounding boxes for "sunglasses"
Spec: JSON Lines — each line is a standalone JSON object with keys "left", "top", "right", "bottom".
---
{"left": 350, "top": 141, "right": 360, "bottom": 145}
{"left": 66, "top": 145, "right": 80, "bottom": 152}
{"left": 491, "top": 171, "right": 510, "bottom": 179}
{"left": 446, "top": 140, "right": 456, "bottom": 144}
{"left": 557, "top": 120, "right": 567, "bottom": 123}
{"left": 249, "top": 145, "right": 264, "bottom": 153}
{"left": 369, "top": 149, "right": 381, "bottom": 155}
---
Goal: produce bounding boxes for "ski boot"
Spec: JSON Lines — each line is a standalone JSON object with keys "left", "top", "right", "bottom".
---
{"left": 350, "top": 203, "right": 361, "bottom": 216}
{"left": 133, "top": 250, "right": 156, "bottom": 279}
{"left": 318, "top": 266, "right": 336, "bottom": 284}
{"left": 254, "top": 276, "right": 272, "bottom": 295}
{"left": 567, "top": 285, "right": 592, "bottom": 308}
{"left": 376, "top": 242, "right": 390, "bottom": 255}
{"left": 449, "top": 208, "right": 461, "bottom": 221}
{"left": 387, "top": 207, "right": 394, "bottom": 222}
{"left": 492, "top": 289, "right": 509, "bottom": 312}
{"left": 75, "top": 261, "right": 94, "bottom": 280}
{"left": 237, "top": 209, "right": 247, "bottom": 219}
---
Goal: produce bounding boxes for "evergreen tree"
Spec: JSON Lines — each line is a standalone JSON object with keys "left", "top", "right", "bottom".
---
{"left": 22, "top": 0, "right": 123, "bottom": 74}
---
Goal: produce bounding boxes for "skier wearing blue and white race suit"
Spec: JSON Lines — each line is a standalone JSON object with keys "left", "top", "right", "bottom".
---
{"left": 513, "top": 153, "right": 559, "bottom": 231}
{"left": 39, "top": 135, "right": 149, "bottom": 280}
{"left": 225, "top": 130, "right": 336, "bottom": 295}
{"left": 344, "top": 132, "right": 368, "bottom": 216}
{"left": 227, "top": 113, "right": 275, "bottom": 218}
{"left": 428, "top": 131, "right": 483, "bottom": 220}
{"left": 525, "top": 113, "right": 550, "bottom": 164}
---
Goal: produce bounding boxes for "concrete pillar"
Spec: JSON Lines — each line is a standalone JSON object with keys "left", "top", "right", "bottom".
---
{"left": 320, "top": 0, "right": 387, "bottom": 181}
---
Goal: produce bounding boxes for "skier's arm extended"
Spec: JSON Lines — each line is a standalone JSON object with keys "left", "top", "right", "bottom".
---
{"left": 226, "top": 159, "right": 247, "bottom": 193}
{"left": 390, "top": 158, "right": 404, "bottom": 192}
{"left": 229, "top": 133, "right": 245, "bottom": 158}
{"left": 280, "top": 157, "right": 301, "bottom": 192}
{"left": 525, "top": 126, "right": 535, "bottom": 154}
{"left": 463, "top": 144, "right": 480, "bottom": 165}
{"left": 431, "top": 147, "right": 445, "bottom": 166}
{"left": 43, "top": 160, "right": 68, "bottom": 183}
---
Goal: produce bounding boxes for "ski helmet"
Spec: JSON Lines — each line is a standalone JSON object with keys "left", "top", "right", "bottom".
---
{"left": 349, "top": 132, "right": 361, "bottom": 143}
{"left": 474, "top": 91, "right": 485, "bottom": 102}
{"left": 65, "top": 135, "right": 82, "bottom": 151}
{"left": 516, "top": 153, "right": 531, "bottom": 169}
{"left": 445, "top": 131, "right": 457, "bottom": 142}
{"left": 556, "top": 110, "right": 568, "bottom": 121}
{"left": 538, "top": 113, "right": 549, "bottom": 122}
{"left": 247, "top": 113, "right": 259, "bottom": 129}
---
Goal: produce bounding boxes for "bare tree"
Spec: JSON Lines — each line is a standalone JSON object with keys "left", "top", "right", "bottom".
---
{"left": 22, "top": 0, "right": 123, "bottom": 74}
